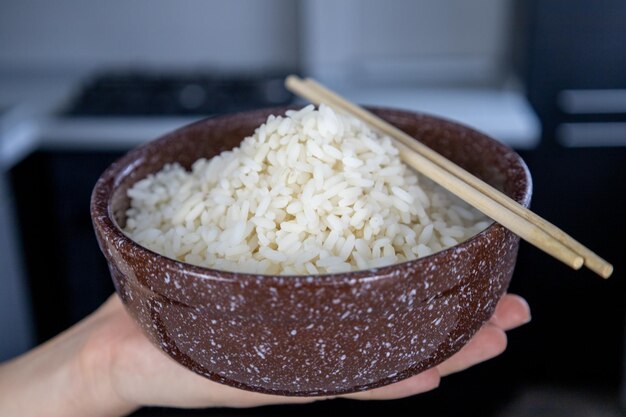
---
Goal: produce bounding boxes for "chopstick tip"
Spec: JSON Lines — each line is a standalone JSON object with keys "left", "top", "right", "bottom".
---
{"left": 573, "top": 256, "right": 584, "bottom": 270}
{"left": 600, "top": 264, "right": 613, "bottom": 279}
{"left": 285, "top": 74, "right": 301, "bottom": 89}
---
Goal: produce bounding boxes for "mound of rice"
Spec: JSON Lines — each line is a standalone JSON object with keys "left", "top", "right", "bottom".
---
{"left": 124, "top": 104, "right": 490, "bottom": 275}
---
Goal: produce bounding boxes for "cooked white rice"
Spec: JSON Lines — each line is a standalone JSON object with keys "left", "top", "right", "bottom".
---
{"left": 124, "top": 104, "right": 491, "bottom": 275}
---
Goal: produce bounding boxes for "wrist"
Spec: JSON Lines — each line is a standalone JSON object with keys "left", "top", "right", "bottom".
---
{"left": 74, "top": 307, "right": 139, "bottom": 417}
{"left": 0, "top": 302, "right": 138, "bottom": 417}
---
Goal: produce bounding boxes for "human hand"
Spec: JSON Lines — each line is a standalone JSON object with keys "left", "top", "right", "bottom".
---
{"left": 0, "top": 293, "right": 530, "bottom": 416}
{"left": 85, "top": 293, "right": 531, "bottom": 412}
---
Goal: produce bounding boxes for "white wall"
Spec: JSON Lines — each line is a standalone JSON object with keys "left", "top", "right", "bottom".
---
{"left": 0, "top": 0, "right": 299, "bottom": 72}
{"left": 1, "top": 0, "right": 513, "bottom": 84}
{"left": 302, "top": 0, "right": 512, "bottom": 85}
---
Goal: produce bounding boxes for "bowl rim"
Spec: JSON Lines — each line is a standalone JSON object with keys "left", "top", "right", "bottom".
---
{"left": 91, "top": 105, "right": 532, "bottom": 285}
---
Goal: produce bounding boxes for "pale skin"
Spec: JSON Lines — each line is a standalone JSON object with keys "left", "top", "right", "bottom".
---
{"left": 0, "top": 293, "right": 531, "bottom": 416}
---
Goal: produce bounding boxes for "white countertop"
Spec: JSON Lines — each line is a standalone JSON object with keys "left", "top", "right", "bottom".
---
{"left": 0, "top": 72, "right": 541, "bottom": 170}
{"left": 339, "top": 86, "right": 541, "bottom": 150}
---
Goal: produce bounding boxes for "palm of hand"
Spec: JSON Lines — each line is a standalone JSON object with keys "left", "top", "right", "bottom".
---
{"left": 89, "top": 293, "right": 530, "bottom": 409}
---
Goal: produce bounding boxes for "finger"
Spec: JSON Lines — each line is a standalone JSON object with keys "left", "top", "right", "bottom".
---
{"left": 489, "top": 294, "right": 531, "bottom": 331}
{"left": 227, "top": 368, "right": 441, "bottom": 406}
{"left": 94, "top": 293, "right": 123, "bottom": 315}
{"left": 339, "top": 368, "right": 440, "bottom": 401}
{"left": 205, "top": 368, "right": 440, "bottom": 407}
{"left": 206, "top": 387, "right": 322, "bottom": 408}
{"left": 436, "top": 323, "right": 507, "bottom": 377}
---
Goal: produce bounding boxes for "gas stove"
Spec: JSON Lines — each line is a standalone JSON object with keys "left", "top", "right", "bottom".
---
{"left": 63, "top": 71, "right": 294, "bottom": 116}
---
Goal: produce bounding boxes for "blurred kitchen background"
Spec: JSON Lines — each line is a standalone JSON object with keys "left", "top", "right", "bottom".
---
{"left": 1, "top": 0, "right": 624, "bottom": 416}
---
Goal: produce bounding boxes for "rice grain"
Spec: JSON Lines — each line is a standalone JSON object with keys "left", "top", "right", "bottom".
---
{"left": 124, "top": 105, "right": 490, "bottom": 274}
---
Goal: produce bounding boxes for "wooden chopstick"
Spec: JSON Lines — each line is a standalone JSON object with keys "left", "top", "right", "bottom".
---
{"left": 285, "top": 76, "right": 581, "bottom": 271}
{"left": 285, "top": 75, "right": 613, "bottom": 278}
{"left": 299, "top": 77, "right": 613, "bottom": 279}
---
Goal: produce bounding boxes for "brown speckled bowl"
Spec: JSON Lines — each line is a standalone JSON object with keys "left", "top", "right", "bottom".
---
{"left": 91, "top": 106, "right": 531, "bottom": 396}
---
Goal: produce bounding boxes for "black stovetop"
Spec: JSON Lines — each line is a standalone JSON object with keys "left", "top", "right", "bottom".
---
{"left": 63, "top": 71, "right": 295, "bottom": 117}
